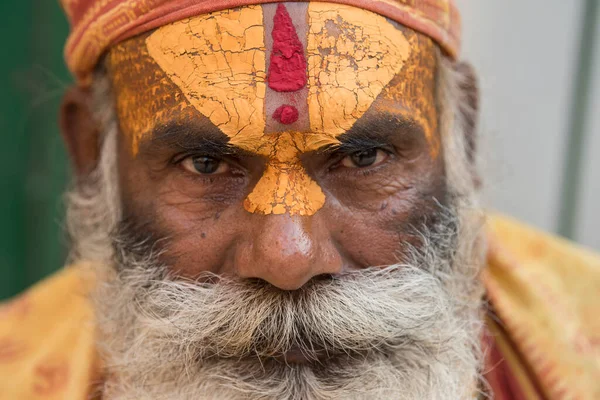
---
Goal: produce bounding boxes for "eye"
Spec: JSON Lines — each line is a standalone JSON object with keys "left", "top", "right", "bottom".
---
{"left": 181, "top": 155, "right": 230, "bottom": 175}
{"left": 340, "top": 149, "right": 388, "bottom": 168}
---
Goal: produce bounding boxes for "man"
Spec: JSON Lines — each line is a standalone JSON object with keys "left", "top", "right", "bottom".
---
{"left": 1, "top": 0, "right": 599, "bottom": 399}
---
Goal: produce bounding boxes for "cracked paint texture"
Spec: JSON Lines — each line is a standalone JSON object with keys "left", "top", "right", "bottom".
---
{"left": 144, "top": 6, "right": 327, "bottom": 216}
{"left": 107, "top": 34, "right": 199, "bottom": 156}
{"left": 381, "top": 33, "right": 439, "bottom": 157}
{"left": 241, "top": 131, "right": 333, "bottom": 216}
{"left": 247, "top": 4, "right": 418, "bottom": 216}
{"left": 244, "top": 132, "right": 336, "bottom": 216}
{"left": 146, "top": 6, "right": 267, "bottom": 147}
{"left": 306, "top": 3, "right": 411, "bottom": 136}
{"left": 107, "top": 4, "right": 436, "bottom": 217}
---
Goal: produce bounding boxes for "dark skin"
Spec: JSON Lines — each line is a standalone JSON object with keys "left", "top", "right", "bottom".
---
{"left": 61, "top": 7, "right": 479, "bottom": 291}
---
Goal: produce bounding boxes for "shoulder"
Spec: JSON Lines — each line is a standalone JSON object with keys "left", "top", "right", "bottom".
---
{"left": 487, "top": 213, "right": 600, "bottom": 276}
{"left": 484, "top": 213, "right": 600, "bottom": 399}
{"left": 485, "top": 214, "right": 600, "bottom": 315}
{"left": 0, "top": 265, "right": 99, "bottom": 400}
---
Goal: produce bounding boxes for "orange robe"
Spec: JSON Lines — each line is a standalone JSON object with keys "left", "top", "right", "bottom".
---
{"left": 1, "top": 215, "right": 599, "bottom": 399}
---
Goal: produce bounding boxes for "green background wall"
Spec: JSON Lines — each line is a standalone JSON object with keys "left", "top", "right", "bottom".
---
{"left": 0, "top": 2, "right": 70, "bottom": 299}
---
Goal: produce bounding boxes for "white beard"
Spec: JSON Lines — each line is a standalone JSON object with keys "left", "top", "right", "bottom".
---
{"left": 85, "top": 202, "right": 486, "bottom": 400}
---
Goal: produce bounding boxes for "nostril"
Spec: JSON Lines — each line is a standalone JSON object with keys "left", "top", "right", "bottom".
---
{"left": 311, "top": 273, "right": 335, "bottom": 283}
{"left": 245, "top": 277, "right": 272, "bottom": 288}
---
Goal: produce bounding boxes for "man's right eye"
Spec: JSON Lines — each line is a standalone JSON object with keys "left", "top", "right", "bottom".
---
{"left": 340, "top": 149, "right": 389, "bottom": 169}
{"left": 181, "top": 156, "right": 230, "bottom": 175}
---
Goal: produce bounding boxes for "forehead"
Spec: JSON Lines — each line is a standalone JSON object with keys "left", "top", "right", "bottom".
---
{"left": 106, "top": 3, "right": 439, "bottom": 155}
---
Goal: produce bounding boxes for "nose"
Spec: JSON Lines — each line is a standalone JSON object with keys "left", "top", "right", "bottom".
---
{"left": 235, "top": 214, "right": 342, "bottom": 290}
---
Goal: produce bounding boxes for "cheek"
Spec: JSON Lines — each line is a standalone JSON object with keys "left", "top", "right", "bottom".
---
{"left": 118, "top": 149, "right": 248, "bottom": 277}
{"left": 120, "top": 181, "right": 248, "bottom": 277}
{"left": 325, "top": 172, "right": 416, "bottom": 212}
{"left": 323, "top": 159, "right": 447, "bottom": 267}
{"left": 322, "top": 153, "right": 441, "bottom": 211}
{"left": 152, "top": 201, "right": 242, "bottom": 277}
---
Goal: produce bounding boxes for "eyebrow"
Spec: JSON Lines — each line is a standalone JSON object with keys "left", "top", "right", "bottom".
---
{"left": 137, "top": 110, "right": 427, "bottom": 158}
{"left": 328, "top": 111, "right": 426, "bottom": 154}
{"left": 137, "top": 121, "right": 252, "bottom": 158}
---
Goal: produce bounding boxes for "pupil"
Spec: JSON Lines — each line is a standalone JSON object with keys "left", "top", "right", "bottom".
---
{"left": 193, "top": 156, "right": 219, "bottom": 174}
{"left": 351, "top": 149, "right": 377, "bottom": 167}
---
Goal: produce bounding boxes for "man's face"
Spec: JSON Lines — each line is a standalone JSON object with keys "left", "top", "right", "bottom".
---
{"left": 106, "top": 3, "right": 446, "bottom": 289}
{"left": 73, "top": 3, "right": 484, "bottom": 399}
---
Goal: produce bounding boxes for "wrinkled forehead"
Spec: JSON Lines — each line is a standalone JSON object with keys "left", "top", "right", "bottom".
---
{"left": 106, "top": 3, "right": 439, "bottom": 155}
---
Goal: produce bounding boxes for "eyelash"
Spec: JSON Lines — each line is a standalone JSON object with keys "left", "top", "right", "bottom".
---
{"left": 328, "top": 147, "right": 395, "bottom": 171}
{"left": 171, "top": 152, "right": 194, "bottom": 165}
{"left": 173, "top": 146, "right": 395, "bottom": 183}
{"left": 173, "top": 153, "right": 243, "bottom": 179}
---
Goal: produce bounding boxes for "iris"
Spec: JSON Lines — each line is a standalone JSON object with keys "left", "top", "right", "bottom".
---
{"left": 350, "top": 149, "right": 378, "bottom": 168}
{"left": 192, "top": 156, "right": 221, "bottom": 174}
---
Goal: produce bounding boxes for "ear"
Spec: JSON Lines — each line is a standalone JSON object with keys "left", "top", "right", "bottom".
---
{"left": 59, "top": 86, "right": 101, "bottom": 178}
{"left": 454, "top": 61, "right": 479, "bottom": 163}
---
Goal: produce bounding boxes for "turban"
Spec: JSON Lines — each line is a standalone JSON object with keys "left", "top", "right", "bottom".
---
{"left": 61, "top": 0, "right": 461, "bottom": 86}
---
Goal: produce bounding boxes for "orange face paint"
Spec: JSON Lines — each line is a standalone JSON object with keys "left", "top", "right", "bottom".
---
{"left": 243, "top": 132, "right": 337, "bottom": 215}
{"left": 146, "top": 6, "right": 267, "bottom": 145}
{"left": 306, "top": 3, "right": 411, "bottom": 135}
{"left": 380, "top": 33, "right": 440, "bottom": 157}
{"left": 106, "top": 4, "right": 438, "bottom": 217}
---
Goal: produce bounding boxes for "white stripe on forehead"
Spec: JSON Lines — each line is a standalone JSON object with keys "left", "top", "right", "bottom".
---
{"left": 264, "top": 3, "right": 310, "bottom": 134}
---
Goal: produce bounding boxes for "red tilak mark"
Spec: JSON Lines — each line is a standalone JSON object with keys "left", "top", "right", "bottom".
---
{"left": 273, "top": 105, "right": 299, "bottom": 124}
{"left": 268, "top": 4, "right": 307, "bottom": 92}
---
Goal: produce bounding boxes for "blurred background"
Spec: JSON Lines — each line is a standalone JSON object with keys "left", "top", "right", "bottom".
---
{"left": 0, "top": 1, "right": 599, "bottom": 300}
{"left": 457, "top": 0, "right": 600, "bottom": 248}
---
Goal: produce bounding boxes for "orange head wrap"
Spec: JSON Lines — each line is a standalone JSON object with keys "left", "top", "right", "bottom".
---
{"left": 61, "top": 0, "right": 461, "bottom": 86}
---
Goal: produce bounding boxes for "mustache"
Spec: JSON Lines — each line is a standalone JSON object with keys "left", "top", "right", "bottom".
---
{"left": 106, "top": 261, "right": 455, "bottom": 364}
{"left": 101, "top": 204, "right": 463, "bottom": 366}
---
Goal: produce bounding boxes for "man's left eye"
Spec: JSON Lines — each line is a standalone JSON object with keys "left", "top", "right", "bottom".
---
{"left": 340, "top": 149, "right": 389, "bottom": 169}
{"left": 181, "top": 156, "right": 230, "bottom": 175}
